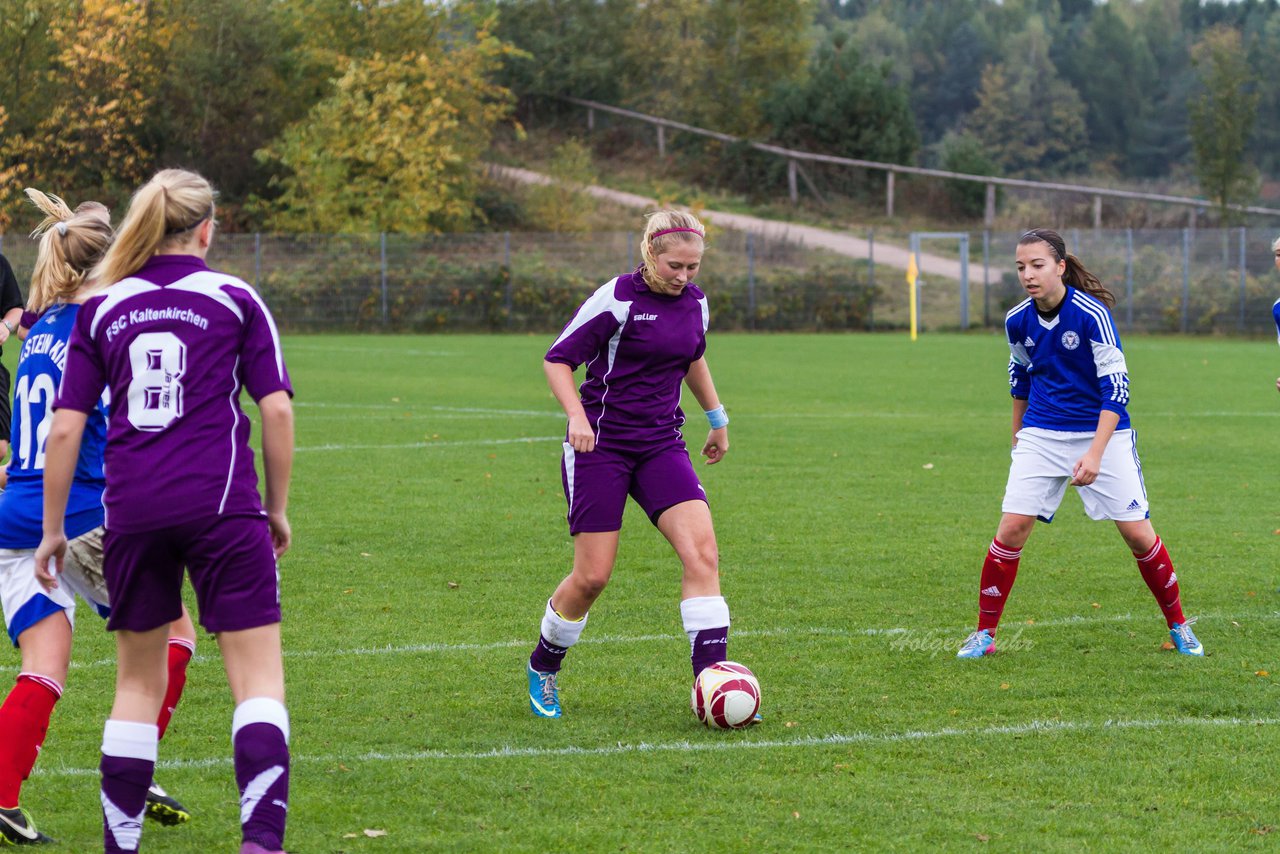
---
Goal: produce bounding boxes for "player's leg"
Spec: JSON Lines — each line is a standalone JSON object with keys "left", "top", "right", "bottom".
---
{"left": 140, "top": 606, "right": 197, "bottom": 826}
{"left": 185, "top": 514, "right": 288, "bottom": 854}
{"left": 0, "top": 551, "right": 76, "bottom": 845}
{"left": 62, "top": 523, "right": 195, "bottom": 825}
{"left": 527, "top": 444, "right": 629, "bottom": 718}
{"left": 961, "top": 431, "right": 1071, "bottom": 658}
{"left": 101, "top": 626, "right": 169, "bottom": 854}
{"left": 218, "top": 625, "right": 289, "bottom": 854}
{"left": 655, "top": 500, "right": 729, "bottom": 677}
{"left": 528, "top": 531, "right": 619, "bottom": 718}
{"left": 631, "top": 446, "right": 729, "bottom": 679}
{"left": 1082, "top": 430, "right": 1201, "bottom": 655}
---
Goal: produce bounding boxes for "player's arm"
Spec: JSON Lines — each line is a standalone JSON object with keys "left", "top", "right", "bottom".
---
{"left": 1010, "top": 398, "right": 1028, "bottom": 447}
{"left": 1006, "top": 321, "right": 1030, "bottom": 448}
{"left": 0, "top": 307, "right": 20, "bottom": 346}
{"left": 684, "top": 356, "right": 728, "bottom": 465}
{"left": 258, "top": 390, "right": 294, "bottom": 559}
{"left": 34, "top": 408, "right": 89, "bottom": 589}
{"left": 545, "top": 360, "right": 594, "bottom": 453}
{"left": 1073, "top": 409, "right": 1120, "bottom": 487}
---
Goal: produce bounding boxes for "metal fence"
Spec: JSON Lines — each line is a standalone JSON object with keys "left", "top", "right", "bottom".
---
{"left": 1, "top": 227, "right": 1277, "bottom": 335}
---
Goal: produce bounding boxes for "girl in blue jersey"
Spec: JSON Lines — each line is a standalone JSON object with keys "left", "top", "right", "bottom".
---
{"left": 525, "top": 211, "right": 740, "bottom": 720}
{"left": 957, "top": 228, "right": 1203, "bottom": 659}
{"left": 0, "top": 192, "right": 197, "bottom": 846}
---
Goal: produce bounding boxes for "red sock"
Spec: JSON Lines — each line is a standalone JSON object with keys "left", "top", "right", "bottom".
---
{"left": 1135, "top": 537, "right": 1185, "bottom": 628}
{"left": 156, "top": 639, "right": 194, "bottom": 739}
{"left": 0, "top": 675, "right": 62, "bottom": 808}
{"left": 977, "top": 539, "right": 1022, "bottom": 634}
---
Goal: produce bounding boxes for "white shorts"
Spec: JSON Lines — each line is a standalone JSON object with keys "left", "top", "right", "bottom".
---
{"left": 1001, "top": 428, "right": 1149, "bottom": 523}
{"left": 0, "top": 527, "right": 110, "bottom": 647}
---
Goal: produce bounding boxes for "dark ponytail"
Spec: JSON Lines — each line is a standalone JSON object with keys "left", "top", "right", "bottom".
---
{"left": 1018, "top": 228, "right": 1115, "bottom": 308}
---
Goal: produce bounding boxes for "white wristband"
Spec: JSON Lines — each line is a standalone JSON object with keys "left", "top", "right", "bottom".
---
{"left": 705, "top": 405, "right": 729, "bottom": 429}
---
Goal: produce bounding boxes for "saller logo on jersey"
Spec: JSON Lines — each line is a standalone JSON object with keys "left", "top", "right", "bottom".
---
{"left": 633, "top": 313, "right": 658, "bottom": 321}
{"left": 1061, "top": 330, "right": 1080, "bottom": 350}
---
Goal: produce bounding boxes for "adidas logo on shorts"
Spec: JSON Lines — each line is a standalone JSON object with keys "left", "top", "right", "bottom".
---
{"left": 1126, "top": 499, "right": 1142, "bottom": 510}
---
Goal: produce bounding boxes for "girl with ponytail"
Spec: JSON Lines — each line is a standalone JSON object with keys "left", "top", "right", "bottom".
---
{"left": 525, "top": 210, "right": 750, "bottom": 723}
{"left": 957, "top": 228, "right": 1203, "bottom": 660}
{"left": 35, "top": 169, "right": 295, "bottom": 854}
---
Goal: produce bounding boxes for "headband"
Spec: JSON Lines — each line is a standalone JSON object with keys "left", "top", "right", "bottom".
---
{"left": 165, "top": 203, "right": 215, "bottom": 236}
{"left": 651, "top": 227, "right": 704, "bottom": 240}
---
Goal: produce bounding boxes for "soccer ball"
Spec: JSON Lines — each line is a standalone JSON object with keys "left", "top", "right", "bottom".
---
{"left": 692, "top": 661, "right": 760, "bottom": 729}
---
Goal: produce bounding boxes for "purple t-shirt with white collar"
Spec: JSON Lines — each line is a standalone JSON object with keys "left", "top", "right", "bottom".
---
{"left": 546, "top": 268, "right": 708, "bottom": 449}
{"left": 56, "top": 255, "right": 292, "bottom": 533}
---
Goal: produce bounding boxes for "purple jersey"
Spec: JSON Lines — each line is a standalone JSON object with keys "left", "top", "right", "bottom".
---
{"left": 55, "top": 255, "right": 291, "bottom": 533}
{"left": 547, "top": 268, "right": 708, "bottom": 449}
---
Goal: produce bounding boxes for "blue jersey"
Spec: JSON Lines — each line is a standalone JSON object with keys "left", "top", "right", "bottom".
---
{"left": 1005, "top": 286, "right": 1130, "bottom": 433}
{"left": 0, "top": 303, "right": 108, "bottom": 548}
{"left": 1271, "top": 298, "right": 1280, "bottom": 344}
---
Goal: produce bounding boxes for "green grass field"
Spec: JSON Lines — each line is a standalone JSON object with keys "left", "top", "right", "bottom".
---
{"left": 10, "top": 332, "right": 1280, "bottom": 852}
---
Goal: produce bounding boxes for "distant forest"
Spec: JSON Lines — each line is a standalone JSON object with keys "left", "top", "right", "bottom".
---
{"left": 1, "top": 0, "right": 1276, "bottom": 233}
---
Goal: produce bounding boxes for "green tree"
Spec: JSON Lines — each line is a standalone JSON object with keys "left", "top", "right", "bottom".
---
{"left": 1188, "top": 25, "right": 1260, "bottom": 219}
{"left": 965, "top": 16, "right": 1088, "bottom": 176}
{"left": 150, "top": 0, "right": 304, "bottom": 216}
{"left": 258, "top": 16, "right": 518, "bottom": 233}
{"left": 1055, "top": 2, "right": 1158, "bottom": 172}
{"left": 765, "top": 32, "right": 918, "bottom": 166}
{"left": 699, "top": 0, "right": 814, "bottom": 135}
{"left": 493, "top": 0, "right": 634, "bottom": 105}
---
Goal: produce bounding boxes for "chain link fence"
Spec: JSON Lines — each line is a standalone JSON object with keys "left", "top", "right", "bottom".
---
{"left": 1, "top": 227, "right": 1277, "bottom": 335}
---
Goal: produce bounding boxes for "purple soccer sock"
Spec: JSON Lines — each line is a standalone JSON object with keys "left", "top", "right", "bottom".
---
{"left": 233, "top": 699, "right": 291, "bottom": 851}
{"left": 690, "top": 626, "right": 729, "bottom": 676}
{"left": 528, "top": 599, "right": 587, "bottom": 674}
{"left": 681, "top": 596, "right": 731, "bottom": 677}
{"left": 529, "top": 634, "right": 567, "bottom": 674}
{"left": 100, "top": 720, "right": 157, "bottom": 854}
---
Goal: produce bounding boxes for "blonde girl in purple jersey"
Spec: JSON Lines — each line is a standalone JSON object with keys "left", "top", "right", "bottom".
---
{"left": 35, "top": 169, "right": 294, "bottom": 854}
{"left": 526, "top": 211, "right": 745, "bottom": 720}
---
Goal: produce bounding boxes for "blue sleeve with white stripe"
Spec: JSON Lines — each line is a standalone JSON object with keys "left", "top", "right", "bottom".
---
{"left": 1085, "top": 306, "right": 1130, "bottom": 418}
{"left": 1272, "top": 298, "right": 1280, "bottom": 345}
{"left": 1006, "top": 314, "right": 1030, "bottom": 400}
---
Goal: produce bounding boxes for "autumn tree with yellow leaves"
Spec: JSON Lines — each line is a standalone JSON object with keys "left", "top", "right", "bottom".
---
{"left": 257, "top": 13, "right": 520, "bottom": 234}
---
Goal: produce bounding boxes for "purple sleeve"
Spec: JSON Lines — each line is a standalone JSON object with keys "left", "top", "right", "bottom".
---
{"left": 54, "top": 301, "right": 107, "bottom": 413}
{"left": 545, "top": 289, "right": 624, "bottom": 368}
{"left": 236, "top": 289, "right": 292, "bottom": 401}
{"left": 20, "top": 309, "right": 40, "bottom": 330}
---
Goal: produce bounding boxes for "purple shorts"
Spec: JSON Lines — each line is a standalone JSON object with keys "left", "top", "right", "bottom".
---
{"left": 561, "top": 441, "right": 706, "bottom": 534}
{"left": 104, "top": 514, "right": 281, "bottom": 633}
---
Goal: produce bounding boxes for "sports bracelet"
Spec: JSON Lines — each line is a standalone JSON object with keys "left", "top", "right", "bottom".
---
{"left": 705, "top": 405, "right": 729, "bottom": 429}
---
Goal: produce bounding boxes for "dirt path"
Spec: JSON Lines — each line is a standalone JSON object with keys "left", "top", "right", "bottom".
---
{"left": 490, "top": 164, "right": 979, "bottom": 283}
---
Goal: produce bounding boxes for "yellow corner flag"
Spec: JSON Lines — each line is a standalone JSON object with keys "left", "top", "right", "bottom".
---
{"left": 905, "top": 252, "right": 919, "bottom": 341}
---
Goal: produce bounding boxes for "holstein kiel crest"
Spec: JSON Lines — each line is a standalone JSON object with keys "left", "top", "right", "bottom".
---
{"left": 1060, "top": 330, "right": 1080, "bottom": 350}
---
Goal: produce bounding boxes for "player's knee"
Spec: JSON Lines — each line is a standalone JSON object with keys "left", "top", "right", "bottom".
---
{"left": 572, "top": 567, "right": 612, "bottom": 600}
{"left": 682, "top": 542, "right": 719, "bottom": 580}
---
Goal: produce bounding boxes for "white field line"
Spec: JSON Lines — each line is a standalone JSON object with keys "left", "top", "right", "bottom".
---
{"left": 294, "top": 403, "right": 562, "bottom": 417}
{"left": 59, "top": 610, "right": 1280, "bottom": 672}
{"left": 296, "top": 436, "right": 561, "bottom": 452}
{"left": 291, "top": 402, "right": 1280, "bottom": 421}
{"left": 32, "top": 715, "right": 1280, "bottom": 778}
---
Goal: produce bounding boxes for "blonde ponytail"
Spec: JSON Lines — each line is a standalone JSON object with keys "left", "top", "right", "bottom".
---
{"left": 93, "top": 169, "right": 215, "bottom": 287}
{"left": 25, "top": 189, "right": 114, "bottom": 312}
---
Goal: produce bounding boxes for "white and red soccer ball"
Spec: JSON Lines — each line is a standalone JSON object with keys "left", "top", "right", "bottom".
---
{"left": 692, "top": 661, "right": 760, "bottom": 729}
